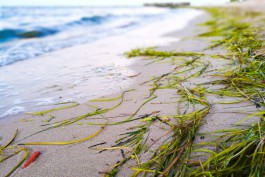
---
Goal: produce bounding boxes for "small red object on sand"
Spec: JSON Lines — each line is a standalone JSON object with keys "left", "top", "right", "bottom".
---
{"left": 22, "top": 151, "right": 41, "bottom": 169}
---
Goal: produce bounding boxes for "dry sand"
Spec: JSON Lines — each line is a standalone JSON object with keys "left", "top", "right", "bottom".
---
{"left": 0, "top": 3, "right": 264, "bottom": 177}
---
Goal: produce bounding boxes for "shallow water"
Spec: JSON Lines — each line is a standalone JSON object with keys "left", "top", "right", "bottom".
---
{"left": 0, "top": 7, "right": 203, "bottom": 119}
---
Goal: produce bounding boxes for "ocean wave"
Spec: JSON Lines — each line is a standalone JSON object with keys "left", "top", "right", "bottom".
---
{"left": 0, "top": 15, "right": 110, "bottom": 43}
{"left": 0, "top": 28, "right": 58, "bottom": 42}
{"left": 66, "top": 15, "right": 109, "bottom": 26}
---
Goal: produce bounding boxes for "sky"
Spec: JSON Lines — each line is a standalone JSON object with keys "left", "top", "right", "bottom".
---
{"left": 0, "top": 0, "right": 230, "bottom": 6}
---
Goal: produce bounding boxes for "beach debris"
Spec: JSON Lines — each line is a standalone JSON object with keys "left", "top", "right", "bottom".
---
{"left": 27, "top": 101, "right": 79, "bottom": 116}
{"left": 0, "top": 130, "right": 29, "bottom": 176}
{"left": 126, "top": 48, "right": 204, "bottom": 58}
{"left": 21, "top": 118, "right": 33, "bottom": 122}
{"left": 77, "top": 122, "right": 83, "bottom": 125}
{"left": 254, "top": 46, "right": 265, "bottom": 57}
{"left": 150, "top": 111, "right": 160, "bottom": 115}
{"left": 120, "top": 149, "right": 125, "bottom": 158}
{"left": 88, "top": 142, "right": 107, "bottom": 148}
{"left": 127, "top": 73, "right": 141, "bottom": 78}
{"left": 19, "top": 126, "right": 105, "bottom": 146}
{"left": 41, "top": 114, "right": 56, "bottom": 122}
{"left": 22, "top": 151, "right": 41, "bottom": 169}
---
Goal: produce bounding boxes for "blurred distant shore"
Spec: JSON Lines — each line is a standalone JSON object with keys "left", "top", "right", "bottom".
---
{"left": 144, "top": 2, "right": 190, "bottom": 8}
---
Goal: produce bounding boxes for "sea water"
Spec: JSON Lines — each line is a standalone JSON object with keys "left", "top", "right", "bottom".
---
{"left": 0, "top": 6, "right": 178, "bottom": 66}
{"left": 0, "top": 6, "right": 202, "bottom": 119}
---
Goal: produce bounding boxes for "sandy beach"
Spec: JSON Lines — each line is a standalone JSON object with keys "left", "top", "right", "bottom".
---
{"left": 1, "top": 1, "right": 265, "bottom": 177}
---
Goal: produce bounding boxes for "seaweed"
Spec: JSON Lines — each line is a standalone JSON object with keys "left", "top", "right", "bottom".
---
{"left": 126, "top": 48, "right": 204, "bottom": 58}
{"left": 1, "top": 5, "right": 265, "bottom": 177}
{"left": 0, "top": 130, "right": 29, "bottom": 177}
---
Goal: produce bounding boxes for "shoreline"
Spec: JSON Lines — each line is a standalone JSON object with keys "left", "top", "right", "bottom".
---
{"left": 1, "top": 3, "right": 265, "bottom": 177}
{"left": 0, "top": 8, "right": 203, "bottom": 120}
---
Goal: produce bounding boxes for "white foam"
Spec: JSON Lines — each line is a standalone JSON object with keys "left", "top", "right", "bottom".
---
{"left": 63, "top": 98, "right": 74, "bottom": 102}
{"left": 76, "top": 93, "right": 87, "bottom": 99}
{"left": 35, "top": 98, "right": 54, "bottom": 106}
{"left": 0, "top": 106, "right": 26, "bottom": 118}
